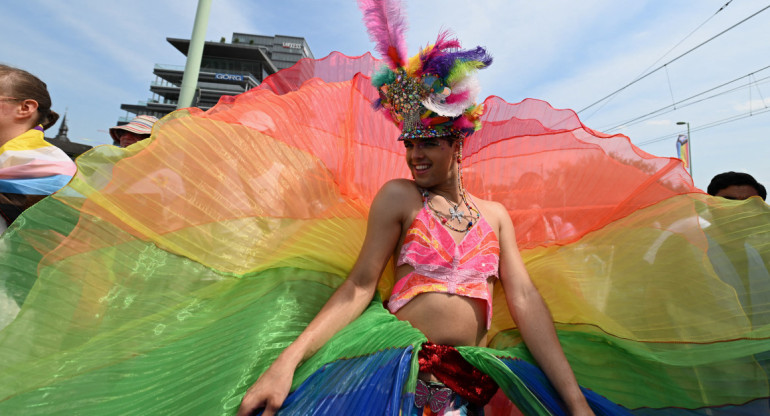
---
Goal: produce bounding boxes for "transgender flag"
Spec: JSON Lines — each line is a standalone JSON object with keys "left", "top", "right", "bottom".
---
{"left": 0, "top": 126, "right": 76, "bottom": 230}
{"left": 676, "top": 134, "right": 690, "bottom": 171}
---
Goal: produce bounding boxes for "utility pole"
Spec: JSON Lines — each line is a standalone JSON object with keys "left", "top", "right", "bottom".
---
{"left": 177, "top": 0, "right": 213, "bottom": 109}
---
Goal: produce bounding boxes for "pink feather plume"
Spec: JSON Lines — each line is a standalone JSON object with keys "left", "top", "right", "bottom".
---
{"left": 431, "top": 30, "right": 461, "bottom": 53}
{"left": 420, "top": 31, "right": 461, "bottom": 63}
{"left": 445, "top": 90, "right": 470, "bottom": 104}
{"left": 358, "top": 0, "right": 409, "bottom": 68}
{"left": 453, "top": 117, "right": 475, "bottom": 130}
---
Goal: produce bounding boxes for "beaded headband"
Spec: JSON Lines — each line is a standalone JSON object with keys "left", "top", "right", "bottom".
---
{"left": 359, "top": 0, "right": 492, "bottom": 140}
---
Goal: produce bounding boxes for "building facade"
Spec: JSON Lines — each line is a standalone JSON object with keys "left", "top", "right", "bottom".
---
{"left": 46, "top": 114, "right": 93, "bottom": 158}
{"left": 231, "top": 33, "right": 314, "bottom": 70}
{"left": 118, "top": 33, "right": 313, "bottom": 123}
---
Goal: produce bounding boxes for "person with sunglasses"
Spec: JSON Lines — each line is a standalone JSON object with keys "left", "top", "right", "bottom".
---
{"left": 0, "top": 64, "right": 75, "bottom": 233}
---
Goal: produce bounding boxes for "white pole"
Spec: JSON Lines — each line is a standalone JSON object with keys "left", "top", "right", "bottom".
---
{"left": 177, "top": 0, "right": 213, "bottom": 109}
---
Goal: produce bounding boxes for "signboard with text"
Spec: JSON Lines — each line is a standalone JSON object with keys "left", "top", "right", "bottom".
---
{"left": 215, "top": 73, "right": 244, "bottom": 82}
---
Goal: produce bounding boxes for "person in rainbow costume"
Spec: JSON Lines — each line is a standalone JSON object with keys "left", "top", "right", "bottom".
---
{"left": 0, "top": 64, "right": 76, "bottom": 233}
{"left": 239, "top": 1, "right": 601, "bottom": 415}
{"left": 0, "top": 1, "right": 768, "bottom": 415}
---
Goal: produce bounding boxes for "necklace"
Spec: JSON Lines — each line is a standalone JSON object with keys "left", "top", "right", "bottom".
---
{"left": 421, "top": 189, "right": 481, "bottom": 233}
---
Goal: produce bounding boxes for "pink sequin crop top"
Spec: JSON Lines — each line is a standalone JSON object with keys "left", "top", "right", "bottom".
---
{"left": 387, "top": 204, "right": 500, "bottom": 329}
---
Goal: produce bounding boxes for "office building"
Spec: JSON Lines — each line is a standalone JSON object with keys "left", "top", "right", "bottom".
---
{"left": 118, "top": 33, "right": 313, "bottom": 124}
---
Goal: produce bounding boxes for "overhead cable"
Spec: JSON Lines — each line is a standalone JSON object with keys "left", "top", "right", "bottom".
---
{"left": 577, "top": 3, "right": 769, "bottom": 117}
{"left": 634, "top": 106, "right": 770, "bottom": 147}
{"left": 602, "top": 64, "right": 770, "bottom": 132}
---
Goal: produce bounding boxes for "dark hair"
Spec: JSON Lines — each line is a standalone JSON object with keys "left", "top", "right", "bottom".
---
{"left": 0, "top": 64, "right": 59, "bottom": 130}
{"left": 707, "top": 171, "right": 766, "bottom": 200}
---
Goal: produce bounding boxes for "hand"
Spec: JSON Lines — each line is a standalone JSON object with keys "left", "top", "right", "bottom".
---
{"left": 237, "top": 365, "right": 294, "bottom": 416}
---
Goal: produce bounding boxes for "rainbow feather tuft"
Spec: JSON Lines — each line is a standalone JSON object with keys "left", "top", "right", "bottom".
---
{"left": 359, "top": 2, "right": 492, "bottom": 139}
{"left": 423, "top": 75, "right": 481, "bottom": 117}
{"left": 414, "top": 31, "right": 461, "bottom": 76}
{"left": 423, "top": 46, "right": 492, "bottom": 80}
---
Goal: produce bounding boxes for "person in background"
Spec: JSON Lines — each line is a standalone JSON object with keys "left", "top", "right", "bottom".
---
{"left": 707, "top": 171, "right": 766, "bottom": 201}
{"left": 704, "top": 171, "right": 770, "bottom": 329}
{"left": 0, "top": 64, "right": 76, "bottom": 233}
{"left": 109, "top": 115, "right": 158, "bottom": 147}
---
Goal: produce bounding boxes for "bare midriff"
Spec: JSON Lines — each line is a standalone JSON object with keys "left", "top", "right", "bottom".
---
{"left": 390, "top": 240, "right": 495, "bottom": 348}
{"left": 394, "top": 290, "right": 492, "bottom": 383}
{"left": 394, "top": 291, "right": 489, "bottom": 346}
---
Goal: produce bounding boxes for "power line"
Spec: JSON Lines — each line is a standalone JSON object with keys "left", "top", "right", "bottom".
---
{"left": 621, "top": 75, "right": 770, "bottom": 129}
{"left": 577, "top": 3, "right": 770, "bottom": 117}
{"left": 753, "top": 73, "right": 769, "bottom": 108}
{"left": 602, "top": 64, "right": 770, "bottom": 132}
{"left": 580, "top": 1, "right": 733, "bottom": 121}
{"left": 635, "top": 1, "right": 732, "bottom": 84}
{"left": 634, "top": 105, "right": 770, "bottom": 148}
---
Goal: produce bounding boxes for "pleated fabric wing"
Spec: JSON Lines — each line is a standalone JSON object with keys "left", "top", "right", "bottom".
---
{"left": 0, "top": 52, "right": 768, "bottom": 415}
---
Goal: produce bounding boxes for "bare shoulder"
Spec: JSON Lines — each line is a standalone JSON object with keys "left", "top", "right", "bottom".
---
{"left": 378, "top": 178, "right": 422, "bottom": 200}
{"left": 372, "top": 179, "right": 423, "bottom": 221}
{"left": 472, "top": 196, "right": 511, "bottom": 232}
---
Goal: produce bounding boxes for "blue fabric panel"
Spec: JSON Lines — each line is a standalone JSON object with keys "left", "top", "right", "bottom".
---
{"left": 271, "top": 346, "right": 414, "bottom": 415}
{"left": 0, "top": 174, "right": 72, "bottom": 195}
{"left": 498, "top": 356, "right": 633, "bottom": 416}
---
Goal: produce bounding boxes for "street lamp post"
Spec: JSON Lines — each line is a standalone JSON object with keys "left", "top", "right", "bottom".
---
{"left": 676, "top": 121, "right": 692, "bottom": 177}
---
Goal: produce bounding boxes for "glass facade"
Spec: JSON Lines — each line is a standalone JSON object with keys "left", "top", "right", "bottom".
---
{"left": 232, "top": 33, "right": 314, "bottom": 70}
{"left": 200, "top": 58, "right": 263, "bottom": 79}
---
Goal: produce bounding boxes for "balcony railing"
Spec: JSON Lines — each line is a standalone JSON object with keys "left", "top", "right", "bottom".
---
{"left": 128, "top": 99, "right": 178, "bottom": 107}
{"left": 154, "top": 64, "right": 258, "bottom": 84}
{"left": 151, "top": 81, "right": 181, "bottom": 88}
{"left": 154, "top": 63, "right": 185, "bottom": 71}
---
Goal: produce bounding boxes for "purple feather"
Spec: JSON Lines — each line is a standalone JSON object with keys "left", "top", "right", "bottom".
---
{"left": 358, "top": 0, "right": 408, "bottom": 68}
{"left": 423, "top": 47, "right": 493, "bottom": 78}
{"left": 418, "top": 31, "right": 461, "bottom": 71}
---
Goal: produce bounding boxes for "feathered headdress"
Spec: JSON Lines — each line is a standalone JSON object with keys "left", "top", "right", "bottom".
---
{"left": 358, "top": 0, "right": 492, "bottom": 140}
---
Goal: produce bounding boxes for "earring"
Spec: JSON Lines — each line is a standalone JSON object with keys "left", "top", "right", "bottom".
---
{"left": 457, "top": 141, "right": 465, "bottom": 193}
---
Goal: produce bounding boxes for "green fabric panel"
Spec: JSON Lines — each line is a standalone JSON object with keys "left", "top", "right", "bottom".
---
{"left": 0, "top": 196, "right": 79, "bottom": 308}
{"left": 293, "top": 299, "right": 425, "bottom": 390}
{"left": 487, "top": 325, "right": 770, "bottom": 409}
{"left": 0, "top": 252, "right": 345, "bottom": 414}
{"left": 458, "top": 346, "right": 552, "bottom": 416}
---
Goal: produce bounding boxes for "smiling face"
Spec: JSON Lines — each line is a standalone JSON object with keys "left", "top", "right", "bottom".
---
{"left": 403, "top": 136, "right": 460, "bottom": 189}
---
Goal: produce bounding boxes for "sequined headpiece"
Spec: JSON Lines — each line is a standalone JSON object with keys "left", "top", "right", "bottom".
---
{"left": 359, "top": 0, "right": 492, "bottom": 140}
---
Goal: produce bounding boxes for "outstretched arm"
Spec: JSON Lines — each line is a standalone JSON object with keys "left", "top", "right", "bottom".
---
{"left": 495, "top": 203, "right": 594, "bottom": 416}
{"left": 238, "top": 181, "right": 408, "bottom": 416}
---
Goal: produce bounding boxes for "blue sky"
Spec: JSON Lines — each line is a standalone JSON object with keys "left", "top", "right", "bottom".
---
{"left": 2, "top": 0, "right": 768, "bottom": 190}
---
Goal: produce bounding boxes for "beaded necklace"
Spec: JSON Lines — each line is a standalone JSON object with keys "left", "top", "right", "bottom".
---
{"left": 421, "top": 188, "right": 481, "bottom": 233}
{"left": 418, "top": 140, "right": 481, "bottom": 233}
